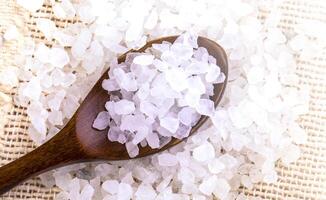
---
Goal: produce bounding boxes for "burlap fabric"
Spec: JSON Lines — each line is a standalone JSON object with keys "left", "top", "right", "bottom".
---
{"left": 0, "top": 0, "right": 325, "bottom": 199}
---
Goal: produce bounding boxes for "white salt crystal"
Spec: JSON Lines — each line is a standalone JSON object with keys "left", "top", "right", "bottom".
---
{"left": 187, "top": 76, "right": 206, "bottom": 95}
{"left": 0, "top": 68, "right": 19, "bottom": 87}
{"left": 102, "top": 79, "right": 120, "bottom": 92}
{"left": 183, "top": 91, "right": 200, "bottom": 108}
{"left": 126, "top": 142, "right": 139, "bottom": 158}
{"left": 165, "top": 68, "right": 188, "bottom": 92}
{"left": 22, "top": 77, "right": 42, "bottom": 101}
{"left": 34, "top": 43, "right": 50, "bottom": 63}
{"left": 140, "top": 101, "right": 158, "bottom": 118}
{"left": 80, "top": 184, "right": 94, "bottom": 200}
{"left": 247, "top": 66, "right": 264, "bottom": 84}
{"left": 132, "top": 127, "right": 149, "bottom": 145}
{"left": 125, "top": 21, "right": 143, "bottom": 43}
{"left": 114, "top": 100, "right": 135, "bottom": 115}
{"left": 195, "top": 99, "right": 215, "bottom": 116}
{"left": 178, "top": 167, "right": 195, "bottom": 183}
{"left": 117, "top": 183, "right": 133, "bottom": 200}
{"left": 178, "top": 107, "right": 198, "bottom": 126}
{"left": 133, "top": 55, "right": 155, "bottom": 66}
{"left": 102, "top": 180, "right": 119, "bottom": 194}
{"left": 51, "top": 69, "right": 65, "bottom": 86}
{"left": 4, "top": 25, "right": 20, "bottom": 41}
{"left": 49, "top": 48, "right": 70, "bottom": 68}
{"left": 213, "top": 178, "right": 231, "bottom": 200}
{"left": 93, "top": 111, "right": 110, "bottom": 130}
{"left": 241, "top": 175, "right": 253, "bottom": 189}
{"left": 28, "top": 125, "right": 46, "bottom": 145}
{"left": 228, "top": 106, "right": 253, "bottom": 129}
{"left": 158, "top": 153, "right": 178, "bottom": 166}
{"left": 61, "top": 0, "right": 76, "bottom": 18}
{"left": 199, "top": 176, "right": 218, "bottom": 195}
{"left": 108, "top": 127, "right": 120, "bottom": 142}
{"left": 144, "top": 10, "right": 158, "bottom": 30}
{"left": 135, "top": 184, "right": 157, "bottom": 200}
{"left": 71, "top": 29, "right": 92, "bottom": 60}
{"left": 193, "top": 142, "right": 215, "bottom": 162}
{"left": 160, "top": 116, "right": 179, "bottom": 133}
{"left": 205, "top": 64, "right": 221, "bottom": 83}
{"left": 208, "top": 158, "right": 225, "bottom": 174}
{"left": 146, "top": 133, "right": 160, "bottom": 148}
{"left": 17, "top": 0, "right": 44, "bottom": 12}
{"left": 53, "top": 3, "right": 66, "bottom": 18}
{"left": 47, "top": 90, "right": 66, "bottom": 111}
{"left": 36, "top": 18, "right": 57, "bottom": 39}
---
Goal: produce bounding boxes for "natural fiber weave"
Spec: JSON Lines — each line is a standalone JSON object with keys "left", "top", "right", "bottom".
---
{"left": 0, "top": 0, "right": 325, "bottom": 199}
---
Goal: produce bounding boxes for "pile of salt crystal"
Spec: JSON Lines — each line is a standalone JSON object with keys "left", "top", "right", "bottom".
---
{"left": 9, "top": 0, "right": 312, "bottom": 199}
{"left": 93, "top": 33, "right": 225, "bottom": 157}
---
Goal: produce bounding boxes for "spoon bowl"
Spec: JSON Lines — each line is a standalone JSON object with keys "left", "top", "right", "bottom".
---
{"left": 0, "top": 36, "right": 228, "bottom": 194}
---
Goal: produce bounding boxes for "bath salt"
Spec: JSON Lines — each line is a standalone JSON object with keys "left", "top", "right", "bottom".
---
{"left": 11, "top": 0, "right": 311, "bottom": 199}
{"left": 93, "top": 33, "right": 224, "bottom": 156}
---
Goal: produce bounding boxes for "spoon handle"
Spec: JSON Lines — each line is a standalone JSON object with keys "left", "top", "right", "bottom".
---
{"left": 0, "top": 121, "right": 85, "bottom": 195}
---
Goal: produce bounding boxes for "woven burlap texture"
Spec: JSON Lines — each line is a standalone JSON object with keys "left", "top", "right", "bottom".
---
{"left": 0, "top": 0, "right": 325, "bottom": 199}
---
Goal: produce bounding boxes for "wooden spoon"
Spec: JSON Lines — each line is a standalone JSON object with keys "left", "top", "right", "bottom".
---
{"left": 0, "top": 36, "right": 228, "bottom": 195}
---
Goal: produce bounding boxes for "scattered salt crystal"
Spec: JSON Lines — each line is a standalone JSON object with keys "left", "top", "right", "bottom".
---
{"left": 193, "top": 142, "right": 215, "bottom": 162}
{"left": 93, "top": 111, "right": 110, "bottom": 130}
{"left": 208, "top": 158, "right": 225, "bottom": 174}
{"left": 53, "top": 3, "right": 66, "bottom": 18}
{"left": 17, "top": 0, "right": 44, "bottom": 12}
{"left": 80, "top": 184, "right": 94, "bottom": 200}
{"left": 199, "top": 175, "right": 218, "bottom": 195}
{"left": 4, "top": 25, "right": 20, "bottom": 41}
{"left": 0, "top": 68, "right": 19, "bottom": 87}
{"left": 178, "top": 167, "right": 195, "bottom": 183}
{"left": 102, "top": 180, "right": 119, "bottom": 194}
{"left": 49, "top": 48, "right": 70, "bottom": 68}
{"left": 135, "top": 184, "right": 157, "bottom": 200}
{"left": 61, "top": 0, "right": 76, "bottom": 18}
{"left": 36, "top": 18, "right": 57, "bottom": 39}
{"left": 158, "top": 153, "right": 178, "bottom": 166}
{"left": 213, "top": 178, "right": 231, "bottom": 199}
{"left": 117, "top": 183, "right": 133, "bottom": 200}
{"left": 241, "top": 175, "right": 253, "bottom": 189}
{"left": 22, "top": 77, "right": 42, "bottom": 101}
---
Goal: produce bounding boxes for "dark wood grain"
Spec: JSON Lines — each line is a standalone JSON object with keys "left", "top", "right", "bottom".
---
{"left": 0, "top": 36, "right": 228, "bottom": 195}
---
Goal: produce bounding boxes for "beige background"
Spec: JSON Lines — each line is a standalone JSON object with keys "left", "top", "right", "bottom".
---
{"left": 0, "top": 0, "right": 325, "bottom": 199}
